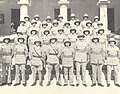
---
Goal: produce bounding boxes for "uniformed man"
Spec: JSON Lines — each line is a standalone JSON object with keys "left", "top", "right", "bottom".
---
{"left": 83, "top": 30, "right": 92, "bottom": 44}
{"left": 1, "top": 38, "right": 13, "bottom": 86}
{"left": 97, "top": 29, "right": 107, "bottom": 51}
{"left": 27, "top": 19, "right": 39, "bottom": 37}
{"left": 46, "top": 38, "right": 61, "bottom": 86}
{"left": 58, "top": 15, "right": 64, "bottom": 28}
{"left": 83, "top": 21, "right": 94, "bottom": 36}
{"left": 70, "top": 13, "right": 76, "bottom": 27}
{"left": 17, "top": 21, "right": 28, "bottom": 35}
{"left": 60, "top": 40, "right": 75, "bottom": 86}
{"left": 68, "top": 28, "right": 77, "bottom": 49}
{"left": 57, "top": 28, "right": 66, "bottom": 52}
{"left": 89, "top": 37, "right": 105, "bottom": 87}
{"left": 46, "top": 16, "right": 53, "bottom": 30}
{"left": 29, "top": 41, "right": 45, "bottom": 86}
{"left": 92, "top": 16, "right": 99, "bottom": 30}
{"left": 51, "top": 20, "right": 59, "bottom": 36}
{"left": 13, "top": 37, "right": 28, "bottom": 86}
{"left": 41, "top": 21, "right": 49, "bottom": 36}
{"left": 74, "top": 19, "right": 82, "bottom": 35}
{"left": 34, "top": 14, "right": 42, "bottom": 29}
{"left": 28, "top": 29, "right": 41, "bottom": 51}
{"left": 63, "top": 21, "right": 71, "bottom": 36}
{"left": 80, "top": 14, "right": 91, "bottom": 29}
{"left": 24, "top": 15, "right": 31, "bottom": 30}
{"left": 106, "top": 38, "right": 120, "bottom": 87}
{"left": 74, "top": 35, "right": 89, "bottom": 87}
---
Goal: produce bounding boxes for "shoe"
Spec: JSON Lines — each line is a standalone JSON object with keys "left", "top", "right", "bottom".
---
{"left": 63, "top": 84, "right": 68, "bottom": 86}
{"left": 107, "top": 84, "right": 110, "bottom": 87}
{"left": 8, "top": 83, "right": 12, "bottom": 86}
{"left": 47, "top": 81, "right": 51, "bottom": 86}
{"left": 98, "top": 83, "right": 104, "bottom": 87}
{"left": 22, "top": 83, "right": 26, "bottom": 87}
{"left": 31, "top": 82, "right": 36, "bottom": 86}
{"left": 91, "top": 83, "right": 96, "bottom": 87}
{"left": 56, "top": 82, "right": 62, "bottom": 86}
{"left": 0, "top": 83, "right": 6, "bottom": 86}
{"left": 83, "top": 84, "right": 87, "bottom": 87}
{"left": 39, "top": 82, "right": 43, "bottom": 86}
{"left": 14, "top": 83, "right": 20, "bottom": 86}
{"left": 115, "top": 84, "right": 120, "bottom": 87}
{"left": 70, "top": 84, "right": 75, "bottom": 86}
{"left": 76, "top": 83, "right": 79, "bottom": 87}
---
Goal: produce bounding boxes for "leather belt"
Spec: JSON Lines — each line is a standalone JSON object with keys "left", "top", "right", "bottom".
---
{"left": 49, "top": 53, "right": 58, "bottom": 55}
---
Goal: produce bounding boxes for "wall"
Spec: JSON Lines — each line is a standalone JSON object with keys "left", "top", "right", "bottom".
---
{"left": 0, "top": 0, "right": 120, "bottom": 35}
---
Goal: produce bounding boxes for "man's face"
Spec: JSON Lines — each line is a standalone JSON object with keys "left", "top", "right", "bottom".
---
{"left": 44, "top": 32, "right": 49, "bottom": 35}
{"left": 19, "top": 39, "right": 24, "bottom": 43}
{"left": 75, "top": 22, "right": 80, "bottom": 26}
{"left": 51, "top": 39, "right": 56, "bottom": 44}
{"left": 94, "top": 19, "right": 99, "bottom": 22}
{"left": 31, "top": 31, "right": 36, "bottom": 35}
{"left": 84, "top": 17, "right": 88, "bottom": 20}
{"left": 24, "top": 18, "right": 29, "bottom": 21}
{"left": 4, "top": 40, "right": 9, "bottom": 44}
{"left": 71, "top": 30, "right": 76, "bottom": 34}
{"left": 65, "top": 43, "right": 70, "bottom": 47}
{"left": 84, "top": 32, "right": 89, "bottom": 35}
{"left": 20, "top": 22, "right": 25, "bottom": 26}
{"left": 35, "top": 43, "right": 40, "bottom": 46}
{"left": 32, "top": 23, "right": 36, "bottom": 27}
{"left": 42, "top": 24, "right": 47, "bottom": 28}
{"left": 46, "top": 19, "right": 51, "bottom": 23}
{"left": 110, "top": 41, "right": 115, "bottom": 46}
{"left": 34, "top": 18, "right": 39, "bottom": 21}
{"left": 71, "top": 17, "right": 75, "bottom": 21}
{"left": 58, "top": 30, "right": 63, "bottom": 34}
{"left": 53, "top": 23, "right": 58, "bottom": 27}
{"left": 87, "top": 24, "right": 91, "bottom": 27}
{"left": 93, "top": 39, "right": 98, "bottom": 43}
{"left": 59, "top": 18, "right": 63, "bottom": 21}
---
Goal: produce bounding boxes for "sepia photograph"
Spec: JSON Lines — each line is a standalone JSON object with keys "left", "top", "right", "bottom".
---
{"left": 0, "top": 0, "right": 120, "bottom": 94}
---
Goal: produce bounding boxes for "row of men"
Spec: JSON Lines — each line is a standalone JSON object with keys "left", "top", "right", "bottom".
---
{"left": 0, "top": 33, "right": 120, "bottom": 87}
{"left": 17, "top": 13, "right": 111, "bottom": 38}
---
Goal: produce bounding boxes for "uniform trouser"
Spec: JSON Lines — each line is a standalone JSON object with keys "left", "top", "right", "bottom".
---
{"left": 15, "top": 64, "right": 26, "bottom": 84}
{"left": 31, "top": 65, "right": 43, "bottom": 84}
{"left": 63, "top": 66, "right": 74, "bottom": 84}
{"left": 91, "top": 64, "right": 102, "bottom": 84}
{"left": 48, "top": 63, "right": 60, "bottom": 82}
{"left": 107, "top": 65, "right": 119, "bottom": 84}
{"left": 75, "top": 62, "right": 87, "bottom": 84}
{"left": 2, "top": 63, "right": 12, "bottom": 83}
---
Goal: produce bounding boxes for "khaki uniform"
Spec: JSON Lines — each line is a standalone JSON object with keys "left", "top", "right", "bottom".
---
{"left": 70, "top": 20, "right": 76, "bottom": 27}
{"left": 51, "top": 26, "right": 59, "bottom": 36}
{"left": 89, "top": 42, "right": 105, "bottom": 84}
{"left": 1, "top": 43, "right": 13, "bottom": 84}
{"left": 60, "top": 46, "right": 74, "bottom": 84}
{"left": 106, "top": 45, "right": 120, "bottom": 84}
{"left": 40, "top": 27, "right": 50, "bottom": 36}
{"left": 30, "top": 45, "right": 45, "bottom": 84}
{"left": 64, "top": 27, "right": 71, "bottom": 36}
{"left": 25, "top": 21, "right": 31, "bottom": 30}
{"left": 17, "top": 25, "right": 28, "bottom": 35}
{"left": 47, "top": 22, "right": 53, "bottom": 30}
{"left": 27, "top": 26, "right": 39, "bottom": 37}
{"left": 74, "top": 39, "right": 89, "bottom": 84}
{"left": 68, "top": 33, "right": 77, "bottom": 49}
{"left": 46, "top": 43, "right": 60, "bottom": 83}
{"left": 36, "top": 21, "right": 42, "bottom": 29}
{"left": 13, "top": 43, "right": 28, "bottom": 84}
{"left": 75, "top": 25, "right": 82, "bottom": 35}
{"left": 80, "top": 20, "right": 91, "bottom": 29}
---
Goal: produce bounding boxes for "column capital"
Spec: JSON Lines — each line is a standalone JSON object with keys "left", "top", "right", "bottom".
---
{"left": 17, "top": 0, "right": 31, "bottom": 6}
{"left": 58, "top": 0, "right": 70, "bottom": 6}
{"left": 97, "top": 0, "right": 110, "bottom": 7}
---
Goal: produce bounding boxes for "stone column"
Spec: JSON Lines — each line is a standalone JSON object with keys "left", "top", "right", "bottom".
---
{"left": 58, "top": 0, "right": 70, "bottom": 21}
{"left": 97, "top": 0, "right": 110, "bottom": 29}
{"left": 17, "top": 0, "right": 31, "bottom": 21}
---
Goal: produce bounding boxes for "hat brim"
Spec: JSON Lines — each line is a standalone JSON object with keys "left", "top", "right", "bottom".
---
{"left": 92, "top": 38, "right": 99, "bottom": 42}
{"left": 50, "top": 38, "right": 57, "bottom": 42}
{"left": 17, "top": 38, "right": 25, "bottom": 42}
{"left": 83, "top": 30, "right": 90, "bottom": 34}
{"left": 70, "top": 29, "right": 77, "bottom": 33}
{"left": 64, "top": 41, "right": 71, "bottom": 46}
{"left": 3, "top": 38, "right": 11, "bottom": 42}
{"left": 108, "top": 41, "right": 116, "bottom": 44}
{"left": 31, "top": 30, "right": 38, "bottom": 34}
{"left": 34, "top": 41, "right": 41, "bottom": 45}
{"left": 64, "top": 23, "right": 70, "bottom": 26}
{"left": 86, "top": 23, "right": 92, "bottom": 26}
{"left": 74, "top": 21, "right": 80, "bottom": 25}
{"left": 58, "top": 29, "right": 64, "bottom": 32}
{"left": 77, "top": 35, "right": 85, "bottom": 38}
{"left": 44, "top": 30, "right": 50, "bottom": 34}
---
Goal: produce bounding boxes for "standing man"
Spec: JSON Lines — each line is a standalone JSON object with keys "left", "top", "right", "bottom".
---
{"left": 80, "top": 14, "right": 91, "bottom": 29}
{"left": 46, "top": 38, "right": 61, "bottom": 86}
{"left": 30, "top": 41, "right": 45, "bottom": 86}
{"left": 58, "top": 15, "right": 64, "bottom": 28}
{"left": 60, "top": 40, "right": 75, "bottom": 86}
{"left": 70, "top": 13, "right": 76, "bottom": 27}
{"left": 34, "top": 14, "right": 42, "bottom": 29}
{"left": 24, "top": 15, "right": 31, "bottom": 30}
{"left": 51, "top": 20, "right": 59, "bottom": 36}
{"left": 17, "top": 21, "right": 27, "bottom": 35}
{"left": 92, "top": 16, "right": 99, "bottom": 30}
{"left": 1, "top": 38, "right": 13, "bottom": 86}
{"left": 41, "top": 21, "right": 49, "bottom": 36}
{"left": 63, "top": 21, "right": 71, "bottom": 36}
{"left": 13, "top": 37, "right": 28, "bottom": 86}
{"left": 89, "top": 37, "right": 105, "bottom": 87}
{"left": 74, "top": 19, "right": 82, "bottom": 35}
{"left": 106, "top": 38, "right": 120, "bottom": 87}
{"left": 74, "top": 35, "right": 89, "bottom": 87}
{"left": 46, "top": 16, "right": 53, "bottom": 30}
